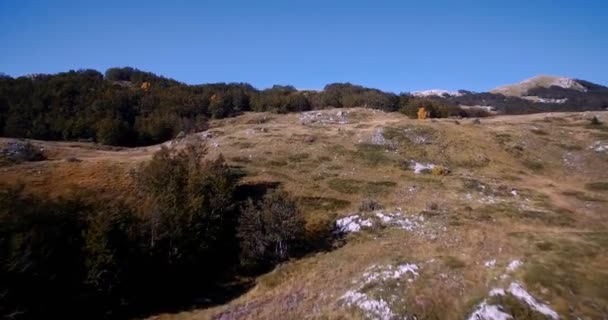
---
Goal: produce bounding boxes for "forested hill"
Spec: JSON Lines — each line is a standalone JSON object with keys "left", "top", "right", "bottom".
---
{"left": 0, "top": 68, "right": 407, "bottom": 146}
{"left": 1, "top": 67, "right": 606, "bottom": 147}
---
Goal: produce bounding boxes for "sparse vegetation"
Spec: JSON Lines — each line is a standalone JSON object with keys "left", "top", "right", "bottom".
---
{"left": 585, "top": 181, "right": 608, "bottom": 191}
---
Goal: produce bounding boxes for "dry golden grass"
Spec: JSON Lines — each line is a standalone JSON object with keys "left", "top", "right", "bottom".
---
{"left": 2, "top": 109, "right": 608, "bottom": 319}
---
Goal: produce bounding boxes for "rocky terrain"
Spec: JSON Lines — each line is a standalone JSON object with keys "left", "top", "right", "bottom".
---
{"left": 1, "top": 108, "right": 608, "bottom": 319}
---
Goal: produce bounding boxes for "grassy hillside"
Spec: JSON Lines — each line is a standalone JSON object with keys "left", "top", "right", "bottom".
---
{"left": 1, "top": 109, "right": 607, "bottom": 319}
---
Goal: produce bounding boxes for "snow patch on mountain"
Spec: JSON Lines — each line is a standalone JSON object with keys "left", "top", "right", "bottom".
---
{"left": 412, "top": 89, "right": 463, "bottom": 98}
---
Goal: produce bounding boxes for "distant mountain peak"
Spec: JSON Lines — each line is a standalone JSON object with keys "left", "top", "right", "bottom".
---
{"left": 491, "top": 75, "right": 587, "bottom": 97}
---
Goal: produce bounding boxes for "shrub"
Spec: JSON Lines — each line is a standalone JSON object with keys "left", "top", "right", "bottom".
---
{"left": 427, "top": 202, "right": 439, "bottom": 211}
{"left": 431, "top": 166, "right": 449, "bottom": 176}
{"left": 359, "top": 198, "right": 383, "bottom": 212}
{"left": 523, "top": 159, "right": 544, "bottom": 172}
{"left": 589, "top": 116, "right": 602, "bottom": 125}
{"left": 238, "top": 190, "right": 306, "bottom": 268}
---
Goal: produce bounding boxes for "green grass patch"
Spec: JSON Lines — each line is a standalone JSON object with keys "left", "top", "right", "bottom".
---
{"left": 233, "top": 141, "right": 255, "bottom": 148}
{"left": 476, "top": 203, "right": 574, "bottom": 226}
{"left": 297, "top": 196, "right": 351, "bottom": 212}
{"left": 355, "top": 143, "right": 391, "bottom": 167}
{"left": 327, "top": 178, "right": 364, "bottom": 193}
{"left": 364, "top": 181, "right": 397, "bottom": 195}
{"left": 230, "top": 156, "right": 252, "bottom": 163}
{"left": 517, "top": 209, "right": 575, "bottom": 227}
{"left": 315, "top": 155, "right": 332, "bottom": 163}
{"left": 535, "top": 241, "right": 554, "bottom": 251}
{"left": 523, "top": 159, "right": 545, "bottom": 173}
{"left": 557, "top": 143, "right": 583, "bottom": 151}
{"left": 493, "top": 133, "right": 512, "bottom": 145}
{"left": 326, "top": 164, "right": 343, "bottom": 170}
{"left": 442, "top": 256, "right": 466, "bottom": 269}
{"left": 561, "top": 190, "right": 606, "bottom": 202}
{"left": 268, "top": 159, "right": 288, "bottom": 167}
{"left": 382, "top": 127, "right": 406, "bottom": 141}
{"left": 580, "top": 231, "right": 608, "bottom": 247}
{"left": 287, "top": 153, "right": 310, "bottom": 163}
{"left": 585, "top": 181, "right": 608, "bottom": 192}
{"left": 530, "top": 129, "right": 549, "bottom": 136}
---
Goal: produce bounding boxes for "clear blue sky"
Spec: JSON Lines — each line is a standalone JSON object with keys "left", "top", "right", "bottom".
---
{"left": 1, "top": 0, "right": 606, "bottom": 92}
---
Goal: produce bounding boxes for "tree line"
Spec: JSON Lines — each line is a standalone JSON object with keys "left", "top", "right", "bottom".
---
{"left": 0, "top": 143, "right": 333, "bottom": 319}
{"left": 0, "top": 67, "right": 494, "bottom": 147}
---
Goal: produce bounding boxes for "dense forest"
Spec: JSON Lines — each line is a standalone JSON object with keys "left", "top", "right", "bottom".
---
{"left": 1, "top": 67, "right": 606, "bottom": 147}
{"left": 0, "top": 67, "right": 413, "bottom": 147}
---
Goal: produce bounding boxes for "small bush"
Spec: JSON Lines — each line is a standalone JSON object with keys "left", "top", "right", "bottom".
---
{"left": 431, "top": 166, "right": 449, "bottom": 176}
{"left": 589, "top": 116, "right": 602, "bottom": 125}
{"left": 523, "top": 159, "right": 544, "bottom": 172}
{"left": 359, "top": 199, "right": 383, "bottom": 212}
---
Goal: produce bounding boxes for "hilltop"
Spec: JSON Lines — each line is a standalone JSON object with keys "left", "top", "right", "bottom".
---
{"left": 1, "top": 108, "right": 607, "bottom": 319}
{"left": 491, "top": 75, "right": 589, "bottom": 97}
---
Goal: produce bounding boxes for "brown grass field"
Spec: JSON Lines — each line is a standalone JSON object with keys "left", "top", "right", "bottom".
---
{"left": 2, "top": 109, "right": 607, "bottom": 319}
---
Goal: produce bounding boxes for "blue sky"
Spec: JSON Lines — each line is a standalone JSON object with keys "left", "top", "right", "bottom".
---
{"left": 1, "top": 0, "right": 606, "bottom": 92}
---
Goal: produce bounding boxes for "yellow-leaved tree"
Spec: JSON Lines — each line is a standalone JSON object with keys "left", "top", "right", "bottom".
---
{"left": 417, "top": 107, "right": 428, "bottom": 120}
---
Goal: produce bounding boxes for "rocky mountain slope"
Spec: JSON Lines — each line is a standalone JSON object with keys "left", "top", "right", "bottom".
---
{"left": 2, "top": 108, "right": 607, "bottom": 319}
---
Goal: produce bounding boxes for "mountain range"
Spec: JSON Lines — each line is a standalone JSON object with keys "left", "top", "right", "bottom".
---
{"left": 412, "top": 75, "right": 608, "bottom": 114}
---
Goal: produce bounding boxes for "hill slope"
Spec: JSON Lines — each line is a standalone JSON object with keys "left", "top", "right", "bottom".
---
{"left": 2, "top": 109, "right": 608, "bottom": 319}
